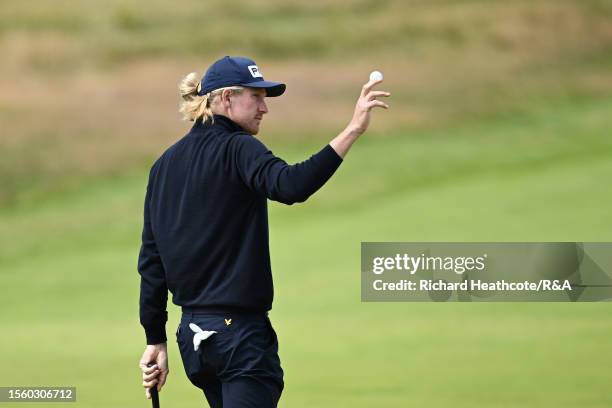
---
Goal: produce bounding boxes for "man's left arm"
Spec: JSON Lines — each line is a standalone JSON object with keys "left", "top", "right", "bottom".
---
{"left": 137, "top": 170, "right": 170, "bottom": 398}
{"left": 137, "top": 172, "right": 168, "bottom": 345}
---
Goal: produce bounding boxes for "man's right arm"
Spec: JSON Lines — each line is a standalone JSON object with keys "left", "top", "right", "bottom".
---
{"left": 233, "top": 77, "right": 389, "bottom": 205}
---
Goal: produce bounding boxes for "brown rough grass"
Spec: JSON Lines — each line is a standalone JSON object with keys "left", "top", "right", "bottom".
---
{"left": 1, "top": 0, "right": 612, "bottom": 206}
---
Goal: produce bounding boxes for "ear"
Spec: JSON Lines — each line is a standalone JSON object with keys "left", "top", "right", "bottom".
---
{"left": 221, "top": 89, "right": 232, "bottom": 107}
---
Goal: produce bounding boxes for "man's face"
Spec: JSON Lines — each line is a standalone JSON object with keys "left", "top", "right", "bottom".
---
{"left": 227, "top": 88, "right": 268, "bottom": 135}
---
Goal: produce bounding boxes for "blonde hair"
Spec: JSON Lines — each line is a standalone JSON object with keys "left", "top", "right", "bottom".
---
{"left": 178, "top": 72, "right": 243, "bottom": 122}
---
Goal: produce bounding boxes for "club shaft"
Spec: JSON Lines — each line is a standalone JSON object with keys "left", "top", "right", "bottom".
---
{"left": 151, "top": 387, "right": 160, "bottom": 408}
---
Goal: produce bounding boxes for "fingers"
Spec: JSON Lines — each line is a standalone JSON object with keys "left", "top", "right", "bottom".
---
{"left": 141, "top": 367, "right": 169, "bottom": 393}
{"left": 140, "top": 363, "right": 158, "bottom": 375}
{"left": 367, "top": 100, "right": 389, "bottom": 110}
{"left": 360, "top": 78, "right": 383, "bottom": 98}
{"left": 143, "top": 378, "right": 158, "bottom": 388}
{"left": 157, "top": 369, "right": 169, "bottom": 391}
{"left": 141, "top": 362, "right": 161, "bottom": 394}
{"left": 143, "top": 377, "right": 158, "bottom": 398}
{"left": 367, "top": 91, "right": 391, "bottom": 101}
{"left": 143, "top": 368, "right": 160, "bottom": 382}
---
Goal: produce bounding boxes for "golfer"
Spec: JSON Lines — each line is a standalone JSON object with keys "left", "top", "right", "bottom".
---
{"left": 137, "top": 56, "right": 389, "bottom": 407}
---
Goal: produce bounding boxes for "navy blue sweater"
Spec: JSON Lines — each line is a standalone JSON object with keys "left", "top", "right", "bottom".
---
{"left": 138, "top": 114, "right": 343, "bottom": 344}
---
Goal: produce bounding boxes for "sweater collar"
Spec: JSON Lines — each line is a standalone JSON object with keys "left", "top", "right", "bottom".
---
{"left": 192, "top": 114, "right": 246, "bottom": 134}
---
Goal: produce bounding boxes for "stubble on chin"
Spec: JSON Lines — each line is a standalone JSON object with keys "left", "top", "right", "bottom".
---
{"left": 249, "top": 122, "right": 261, "bottom": 135}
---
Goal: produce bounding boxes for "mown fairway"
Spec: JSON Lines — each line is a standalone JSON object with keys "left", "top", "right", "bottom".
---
{"left": 1, "top": 1, "right": 611, "bottom": 407}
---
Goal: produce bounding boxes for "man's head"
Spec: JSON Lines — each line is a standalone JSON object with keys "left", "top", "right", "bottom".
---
{"left": 178, "top": 56, "right": 285, "bottom": 133}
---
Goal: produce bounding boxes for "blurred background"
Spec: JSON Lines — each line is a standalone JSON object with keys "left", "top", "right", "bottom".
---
{"left": 1, "top": 0, "right": 611, "bottom": 407}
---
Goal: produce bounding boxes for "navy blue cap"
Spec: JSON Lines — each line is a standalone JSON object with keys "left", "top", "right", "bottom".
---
{"left": 198, "top": 56, "right": 286, "bottom": 97}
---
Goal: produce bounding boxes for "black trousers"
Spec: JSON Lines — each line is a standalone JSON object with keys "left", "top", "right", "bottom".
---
{"left": 177, "top": 311, "right": 284, "bottom": 408}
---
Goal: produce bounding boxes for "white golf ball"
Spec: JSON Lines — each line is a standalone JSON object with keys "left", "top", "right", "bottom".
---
{"left": 369, "top": 70, "right": 383, "bottom": 82}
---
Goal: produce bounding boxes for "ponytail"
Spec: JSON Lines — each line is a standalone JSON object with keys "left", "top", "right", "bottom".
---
{"left": 178, "top": 72, "right": 213, "bottom": 122}
{"left": 178, "top": 72, "right": 244, "bottom": 122}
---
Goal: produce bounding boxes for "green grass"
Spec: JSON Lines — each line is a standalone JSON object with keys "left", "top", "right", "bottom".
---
{"left": 2, "top": 0, "right": 612, "bottom": 406}
{"left": 1, "top": 92, "right": 611, "bottom": 407}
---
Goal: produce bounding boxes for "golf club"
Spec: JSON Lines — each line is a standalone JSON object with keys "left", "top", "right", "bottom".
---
{"left": 147, "top": 363, "right": 160, "bottom": 408}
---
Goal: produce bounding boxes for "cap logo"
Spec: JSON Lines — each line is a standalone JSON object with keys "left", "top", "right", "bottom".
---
{"left": 247, "top": 65, "right": 263, "bottom": 78}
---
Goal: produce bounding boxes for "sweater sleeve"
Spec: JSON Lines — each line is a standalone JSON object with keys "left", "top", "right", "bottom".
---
{"left": 137, "top": 166, "right": 168, "bottom": 345}
{"left": 233, "top": 134, "right": 343, "bottom": 205}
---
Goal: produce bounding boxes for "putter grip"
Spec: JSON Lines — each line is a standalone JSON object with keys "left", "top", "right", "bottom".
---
{"left": 151, "top": 387, "right": 160, "bottom": 408}
{"left": 147, "top": 363, "right": 160, "bottom": 408}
